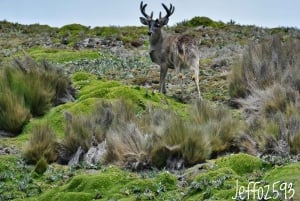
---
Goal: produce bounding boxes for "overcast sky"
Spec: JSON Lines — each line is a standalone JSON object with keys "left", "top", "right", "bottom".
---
{"left": 0, "top": 0, "right": 299, "bottom": 28}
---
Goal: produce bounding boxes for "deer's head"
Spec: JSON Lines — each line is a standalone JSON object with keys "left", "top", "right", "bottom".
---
{"left": 139, "top": 1, "right": 175, "bottom": 36}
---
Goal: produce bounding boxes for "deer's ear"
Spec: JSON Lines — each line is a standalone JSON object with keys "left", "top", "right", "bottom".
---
{"left": 140, "top": 17, "right": 149, "bottom": 25}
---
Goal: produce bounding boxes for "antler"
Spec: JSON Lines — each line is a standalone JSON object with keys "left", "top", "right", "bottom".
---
{"left": 140, "top": 1, "right": 153, "bottom": 20}
{"left": 159, "top": 3, "right": 175, "bottom": 20}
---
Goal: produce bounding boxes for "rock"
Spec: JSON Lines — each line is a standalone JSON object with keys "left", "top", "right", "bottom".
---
{"left": 0, "top": 146, "right": 19, "bottom": 155}
{"left": 68, "top": 146, "right": 84, "bottom": 167}
{"left": 83, "top": 141, "right": 107, "bottom": 166}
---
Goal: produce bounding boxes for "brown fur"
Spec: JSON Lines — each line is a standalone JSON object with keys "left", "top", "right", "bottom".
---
{"left": 149, "top": 30, "right": 201, "bottom": 98}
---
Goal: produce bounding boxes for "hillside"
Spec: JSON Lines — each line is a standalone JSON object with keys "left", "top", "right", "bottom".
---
{"left": 0, "top": 17, "right": 300, "bottom": 200}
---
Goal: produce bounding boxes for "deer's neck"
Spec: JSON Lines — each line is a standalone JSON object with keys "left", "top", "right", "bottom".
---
{"left": 149, "top": 29, "right": 166, "bottom": 50}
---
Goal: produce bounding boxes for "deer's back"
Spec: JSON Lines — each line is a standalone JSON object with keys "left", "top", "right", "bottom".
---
{"left": 163, "top": 34, "right": 199, "bottom": 69}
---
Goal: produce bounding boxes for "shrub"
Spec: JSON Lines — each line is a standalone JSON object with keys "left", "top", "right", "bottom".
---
{"left": 13, "top": 57, "right": 75, "bottom": 107}
{"left": 57, "top": 113, "right": 92, "bottom": 164}
{"left": 23, "top": 122, "right": 57, "bottom": 164}
{"left": 177, "top": 16, "right": 222, "bottom": 28}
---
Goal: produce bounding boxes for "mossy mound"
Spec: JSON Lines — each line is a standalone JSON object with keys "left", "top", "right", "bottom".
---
{"left": 186, "top": 167, "right": 246, "bottom": 200}
{"left": 215, "top": 153, "right": 265, "bottom": 175}
{"left": 263, "top": 162, "right": 300, "bottom": 200}
{"left": 15, "top": 71, "right": 186, "bottom": 141}
{"left": 28, "top": 167, "right": 179, "bottom": 201}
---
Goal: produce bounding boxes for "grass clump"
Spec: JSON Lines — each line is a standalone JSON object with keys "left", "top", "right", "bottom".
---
{"left": 23, "top": 122, "right": 57, "bottom": 164}
{"left": 230, "top": 35, "right": 300, "bottom": 156}
{"left": 189, "top": 100, "right": 242, "bottom": 156}
{"left": 57, "top": 101, "right": 113, "bottom": 164}
{"left": 34, "top": 157, "right": 48, "bottom": 175}
{"left": 0, "top": 56, "right": 75, "bottom": 136}
{"left": 229, "top": 35, "right": 300, "bottom": 99}
{"left": 106, "top": 122, "right": 151, "bottom": 170}
{"left": 0, "top": 86, "right": 31, "bottom": 134}
{"left": 151, "top": 114, "right": 211, "bottom": 168}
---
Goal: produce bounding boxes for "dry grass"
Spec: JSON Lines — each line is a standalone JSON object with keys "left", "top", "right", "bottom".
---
{"left": 232, "top": 36, "right": 300, "bottom": 156}
{"left": 105, "top": 122, "right": 151, "bottom": 170}
{"left": 57, "top": 112, "right": 93, "bottom": 164}
{"left": 23, "top": 122, "right": 57, "bottom": 164}
{"left": 229, "top": 35, "right": 300, "bottom": 98}
{"left": 0, "top": 56, "right": 75, "bottom": 135}
{"left": 189, "top": 100, "right": 242, "bottom": 156}
{"left": 0, "top": 81, "right": 31, "bottom": 135}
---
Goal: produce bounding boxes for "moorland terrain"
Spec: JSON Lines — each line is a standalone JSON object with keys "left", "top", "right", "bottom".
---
{"left": 0, "top": 17, "right": 300, "bottom": 200}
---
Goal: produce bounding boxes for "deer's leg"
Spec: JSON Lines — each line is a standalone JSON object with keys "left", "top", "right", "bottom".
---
{"left": 192, "top": 67, "right": 201, "bottom": 99}
{"left": 160, "top": 64, "right": 168, "bottom": 94}
{"left": 178, "top": 71, "right": 184, "bottom": 95}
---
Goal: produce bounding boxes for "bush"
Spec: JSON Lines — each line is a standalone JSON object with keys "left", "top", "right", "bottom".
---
{"left": 34, "top": 157, "right": 48, "bottom": 175}
{"left": 23, "top": 123, "right": 57, "bottom": 164}
{"left": 176, "top": 16, "right": 224, "bottom": 28}
{"left": 13, "top": 57, "right": 75, "bottom": 107}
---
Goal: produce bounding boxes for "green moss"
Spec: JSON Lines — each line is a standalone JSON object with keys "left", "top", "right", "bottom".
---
{"left": 13, "top": 72, "right": 186, "bottom": 145}
{"left": 72, "top": 72, "right": 186, "bottom": 114}
{"left": 154, "top": 171, "right": 177, "bottom": 190}
{"left": 263, "top": 163, "right": 300, "bottom": 200}
{"left": 0, "top": 155, "right": 17, "bottom": 171}
{"left": 29, "top": 167, "right": 180, "bottom": 201}
{"left": 15, "top": 47, "right": 99, "bottom": 63}
{"left": 186, "top": 167, "right": 247, "bottom": 200}
{"left": 91, "top": 26, "right": 121, "bottom": 37}
{"left": 215, "top": 153, "right": 264, "bottom": 175}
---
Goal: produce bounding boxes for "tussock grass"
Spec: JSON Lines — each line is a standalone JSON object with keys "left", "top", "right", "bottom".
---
{"left": 57, "top": 100, "right": 114, "bottom": 164}
{"left": 23, "top": 122, "right": 57, "bottom": 164}
{"left": 0, "top": 87, "right": 31, "bottom": 134}
{"left": 230, "top": 35, "right": 300, "bottom": 155}
{"left": 229, "top": 35, "right": 300, "bottom": 98}
{"left": 189, "top": 100, "right": 242, "bottom": 156}
{"left": 0, "top": 56, "right": 75, "bottom": 136}
{"left": 106, "top": 123, "right": 151, "bottom": 170}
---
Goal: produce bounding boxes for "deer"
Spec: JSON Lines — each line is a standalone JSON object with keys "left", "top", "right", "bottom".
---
{"left": 139, "top": 1, "right": 201, "bottom": 99}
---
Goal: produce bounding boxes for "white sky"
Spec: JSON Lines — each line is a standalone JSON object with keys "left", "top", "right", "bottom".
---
{"left": 0, "top": 0, "right": 299, "bottom": 28}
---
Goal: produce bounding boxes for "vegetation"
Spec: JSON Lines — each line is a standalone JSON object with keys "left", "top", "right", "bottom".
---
{"left": 229, "top": 35, "right": 300, "bottom": 156}
{"left": 1, "top": 18, "right": 300, "bottom": 201}
{"left": 23, "top": 123, "right": 57, "bottom": 164}
{"left": 177, "top": 16, "right": 224, "bottom": 28}
{"left": 0, "top": 56, "right": 75, "bottom": 136}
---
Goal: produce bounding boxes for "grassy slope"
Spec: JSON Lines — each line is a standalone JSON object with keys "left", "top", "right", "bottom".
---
{"left": 1, "top": 21, "right": 300, "bottom": 201}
